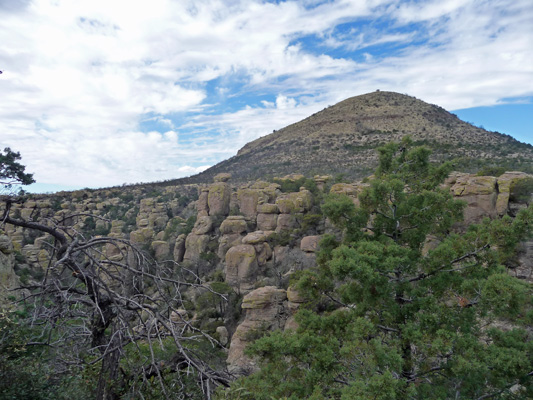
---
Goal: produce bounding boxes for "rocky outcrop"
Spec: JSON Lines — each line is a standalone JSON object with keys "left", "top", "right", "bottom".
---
{"left": 448, "top": 172, "right": 533, "bottom": 224}
{"left": 495, "top": 172, "right": 531, "bottom": 215}
{"left": 208, "top": 182, "right": 231, "bottom": 216}
{"left": 450, "top": 175, "right": 498, "bottom": 224}
{"left": 173, "top": 234, "right": 186, "bottom": 263}
{"left": 224, "top": 244, "right": 258, "bottom": 293}
{"left": 183, "top": 234, "right": 210, "bottom": 262}
{"left": 275, "top": 188, "right": 313, "bottom": 214}
{"left": 227, "top": 286, "right": 287, "bottom": 373}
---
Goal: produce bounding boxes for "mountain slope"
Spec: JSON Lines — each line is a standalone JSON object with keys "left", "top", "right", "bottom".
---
{"left": 182, "top": 91, "right": 532, "bottom": 184}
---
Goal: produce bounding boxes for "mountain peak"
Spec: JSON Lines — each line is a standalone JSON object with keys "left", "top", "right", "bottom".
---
{"left": 189, "top": 91, "right": 533, "bottom": 183}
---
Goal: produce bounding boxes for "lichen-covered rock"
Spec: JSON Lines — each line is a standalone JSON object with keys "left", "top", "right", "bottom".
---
{"left": 241, "top": 286, "right": 287, "bottom": 312}
{"left": 192, "top": 216, "right": 213, "bottom": 235}
{"left": 0, "top": 235, "right": 14, "bottom": 255}
{"left": 256, "top": 203, "right": 279, "bottom": 214}
{"left": 208, "top": 182, "right": 231, "bottom": 216}
{"left": 10, "top": 231, "right": 24, "bottom": 251}
{"left": 451, "top": 175, "right": 498, "bottom": 224}
{"left": 183, "top": 234, "right": 210, "bottom": 262}
{"left": 329, "top": 182, "right": 367, "bottom": 205}
{"left": 173, "top": 234, "right": 186, "bottom": 263}
{"left": 276, "top": 213, "right": 300, "bottom": 233}
{"left": 21, "top": 244, "right": 40, "bottom": 264}
{"left": 255, "top": 242, "right": 272, "bottom": 266}
{"left": 496, "top": 172, "right": 531, "bottom": 215}
{"left": 276, "top": 189, "right": 313, "bottom": 214}
{"left": 242, "top": 231, "right": 274, "bottom": 244}
{"left": 256, "top": 213, "right": 277, "bottom": 231}
{"left": 109, "top": 220, "right": 125, "bottom": 236}
{"left": 153, "top": 216, "right": 169, "bottom": 230}
{"left": 130, "top": 227, "right": 155, "bottom": 244}
{"left": 217, "top": 234, "right": 243, "bottom": 259}
{"left": 227, "top": 286, "right": 287, "bottom": 374}
{"left": 287, "top": 285, "right": 306, "bottom": 304}
{"left": 152, "top": 240, "right": 170, "bottom": 261}
{"left": 451, "top": 175, "right": 497, "bottom": 196}
{"left": 224, "top": 244, "right": 258, "bottom": 293}
{"left": 216, "top": 326, "right": 229, "bottom": 346}
{"left": 330, "top": 183, "right": 359, "bottom": 196}
{"left": 237, "top": 188, "right": 267, "bottom": 220}
{"left": 300, "top": 235, "right": 321, "bottom": 253}
{"left": 220, "top": 216, "right": 247, "bottom": 234}
{"left": 314, "top": 175, "right": 331, "bottom": 191}
{"left": 197, "top": 188, "right": 209, "bottom": 216}
{"left": 275, "top": 174, "right": 304, "bottom": 183}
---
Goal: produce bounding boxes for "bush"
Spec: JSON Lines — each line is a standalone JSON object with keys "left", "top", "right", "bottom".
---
{"left": 510, "top": 177, "right": 533, "bottom": 204}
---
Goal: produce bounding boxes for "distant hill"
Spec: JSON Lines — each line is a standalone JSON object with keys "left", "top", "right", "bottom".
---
{"left": 181, "top": 91, "right": 533, "bottom": 183}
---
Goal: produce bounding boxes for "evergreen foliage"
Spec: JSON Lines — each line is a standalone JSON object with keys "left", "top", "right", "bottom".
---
{"left": 0, "top": 147, "right": 35, "bottom": 194}
{"left": 227, "top": 138, "right": 533, "bottom": 399}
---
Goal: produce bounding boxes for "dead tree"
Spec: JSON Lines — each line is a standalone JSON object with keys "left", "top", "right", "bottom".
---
{"left": 1, "top": 196, "right": 231, "bottom": 399}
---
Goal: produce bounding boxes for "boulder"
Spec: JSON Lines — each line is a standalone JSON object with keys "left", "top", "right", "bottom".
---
{"left": 300, "top": 235, "right": 321, "bottom": 253}
{"left": 224, "top": 244, "right": 258, "bottom": 293}
{"left": 451, "top": 175, "right": 498, "bottom": 224}
{"left": 329, "top": 182, "right": 368, "bottom": 205}
{"left": 276, "top": 189, "right": 313, "bottom": 214}
{"left": 314, "top": 175, "right": 332, "bottom": 191}
{"left": 197, "top": 188, "right": 210, "bottom": 216}
{"left": 237, "top": 188, "right": 265, "bottom": 220}
{"left": 217, "top": 233, "right": 243, "bottom": 259}
{"left": 208, "top": 182, "right": 231, "bottom": 216}
{"left": 216, "top": 325, "right": 229, "bottom": 346}
{"left": 242, "top": 231, "right": 274, "bottom": 244}
{"left": 152, "top": 240, "right": 170, "bottom": 261}
{"left": 220, "top": 216, "right": 247, "bottom": 234}
{"left": 241, "top": 286, "right": 287, "bottom": 315}
{"left": 0, "top": 235, "right": 14, "bottom": 255}
{"left": 256, "top": 203, "right": 279, "bottom": 214}
{"left": 173, "top": 234, "right": 186, "bottom": 263}
{"left": 129, "top": 227, "right": 155, "bottom": 244}
{"left": 276, "top": 213, "right": 300, "bottom": 233}
{"left": 255, "top": 242, "right": 272, "bottom": 266}
{"left": 183, "top": 234, "right": 210, "bottom": 262}
{"left": 256, "top": 213, "right": 278, "bottom": 231}
{"left": 451, "top": 175, "right": 497, "bottom": 196}
{"left": 192, "top": 216, "right": 213, "bottom": 235}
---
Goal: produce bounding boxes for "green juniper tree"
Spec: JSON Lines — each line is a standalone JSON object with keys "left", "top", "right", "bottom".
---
{"left": 225, "top": 138, "right": 533, "bottom": 399}
{"left": 0, "top": 147, "right": 35, "bottom": 195}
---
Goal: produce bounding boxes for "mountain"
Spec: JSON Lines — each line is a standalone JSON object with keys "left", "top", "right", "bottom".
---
{"left": 185, "top": 91, "right": 533, "bottom": 183}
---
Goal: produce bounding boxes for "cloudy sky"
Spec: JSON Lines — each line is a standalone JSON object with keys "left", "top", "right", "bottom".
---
{"left": 1, "top": 0, "right": 532, "bottom": 193}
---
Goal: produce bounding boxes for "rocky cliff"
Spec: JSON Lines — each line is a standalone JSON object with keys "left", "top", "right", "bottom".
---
{"left": 2, "top": 169, "right": 532, "bottom": 374}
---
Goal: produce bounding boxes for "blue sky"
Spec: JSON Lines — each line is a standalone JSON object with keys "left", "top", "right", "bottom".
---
{"left": 0, "top": 0, "right": 532, "bottom": 193}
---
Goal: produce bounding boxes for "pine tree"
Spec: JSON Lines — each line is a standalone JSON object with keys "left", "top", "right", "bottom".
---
{"left": 227, "top": 138, "right": 533, "bottom": 400}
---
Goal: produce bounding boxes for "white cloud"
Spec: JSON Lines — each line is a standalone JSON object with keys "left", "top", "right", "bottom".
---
{"left": 0, "top": 0, "right": 531, "bottom": 191}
